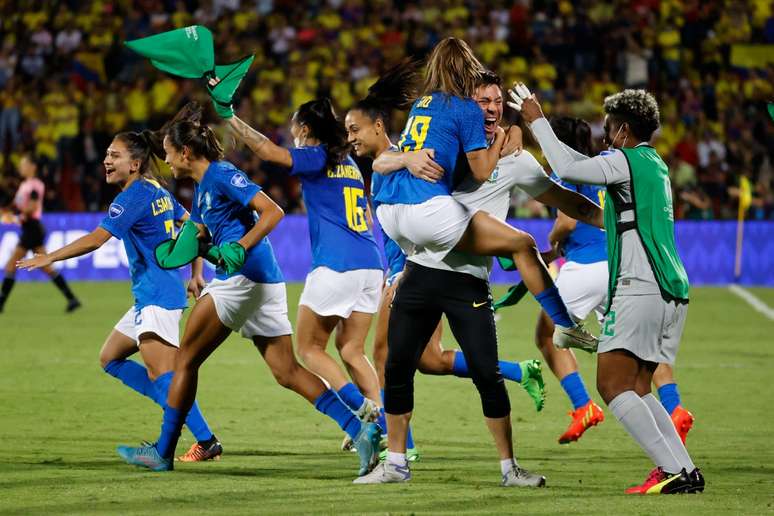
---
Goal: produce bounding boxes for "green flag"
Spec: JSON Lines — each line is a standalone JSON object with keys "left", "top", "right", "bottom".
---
{"left": 492, "top": 282, "right": 529, "bottom": 312}
{"left": 208, "top": 55, "right": 255, "bottom": 118}
{"left": 496, "top": 256, "right": 517, "bottom": 271}
{"left": 125, "top": 25, "right": 215, "bottom": 79}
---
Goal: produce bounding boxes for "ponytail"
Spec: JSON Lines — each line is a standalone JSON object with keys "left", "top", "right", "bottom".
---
{"left": 351, "top": 59, "right": 419, "bottom": 126}
{"left": 164, "top": 101, "right": 224, "bottom": 162}
{"left": 293, "top": 98, "right": 349, "bottom": 169}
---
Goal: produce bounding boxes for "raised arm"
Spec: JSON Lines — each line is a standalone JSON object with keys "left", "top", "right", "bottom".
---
{"left": 228, "top": 115, "right": 293, "bottom": 168}
{"left": 17, "top": 227, "right": 112, "bottom": 271}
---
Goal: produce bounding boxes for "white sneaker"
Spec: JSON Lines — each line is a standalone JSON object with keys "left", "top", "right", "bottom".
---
{"left": 553, "top": 323, "right": 598, "bottom": 353}
{"left": 502, "top": 465, "right": 546, "bottom": 487}
{"left": 357, "top": 398, "right": 381, "bottom": 423}
{"left": 353, "top": 461, "right": 411, "bottom": 484}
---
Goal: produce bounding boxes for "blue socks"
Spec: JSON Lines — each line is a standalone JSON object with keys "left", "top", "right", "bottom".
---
{"left": 156, "top": 406, "right": 184, "bottom": 459}
{"left": 657, "top": 383, "right": 681, "bottom": 415}
{"left": 379, "top": 389, "right": 414, "bottom": 448}
{"left": 153, "top": 372, "right": 213, "bottom": 443}
{"left": 452, "top": 351, "right": 522, "bottom": 382}
{"left": 534, "top": 286, "right": 575, "bottom": 328}
{"left": 337, "top": 382, "right": 366, "bottom": 413}
{"left": 560, "top": 371, "right": 591, "bottom": 410}
{"left": 103, "top": 359, "right": 157, "bottom": 400}
{"left": 314, "top": 389, "right": 361, "bottom": 439}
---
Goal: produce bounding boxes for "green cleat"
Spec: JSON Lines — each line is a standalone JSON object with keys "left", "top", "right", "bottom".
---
{"left": 519, "top": 359, "right": 546, "bottom": 412}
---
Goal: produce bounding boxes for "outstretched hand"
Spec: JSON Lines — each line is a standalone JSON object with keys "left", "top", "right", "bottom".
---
{"left": 507, "top": 83, "right": 544, "bottom": 124}
{"left": 17, "top": 253, "right": 53, "bottom": 271}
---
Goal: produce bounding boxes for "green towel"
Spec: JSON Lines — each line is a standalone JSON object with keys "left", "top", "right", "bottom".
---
{"left": 492, "top": 282, "right": 529, "bottom": 312}
{"left": 208, "top": 55, "right": 255, "bottom": 118}
{"left": 155, "top": 220, "right": 204, "bottom": 269}
{"left": 496, "top": 256, "right": 517, "bottom": 271}
{"left": 125, "top": 25, "right": 215, "bottom": 79}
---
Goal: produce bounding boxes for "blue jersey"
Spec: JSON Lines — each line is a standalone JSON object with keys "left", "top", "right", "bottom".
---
{"left": 99, "top": 178, "right": 187, "bottom": 311}
{"left": 191, "top": 161, "right": 284, "bottom": 284}
{"left": 374, "top": 92, "right": 487, "bottom": 206}
{"left": 370, "top": 144, "right": 406, "bottom": 277}
{"left": 551, "top": 173, "right": 608, "bottom": 264}
{"left": 289, "top": 145, "right": 382, "bottom": 272}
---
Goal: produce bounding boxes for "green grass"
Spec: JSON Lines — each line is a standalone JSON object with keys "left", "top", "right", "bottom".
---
{"left": 1, "top": 282, "right": 773, "bottom": 514}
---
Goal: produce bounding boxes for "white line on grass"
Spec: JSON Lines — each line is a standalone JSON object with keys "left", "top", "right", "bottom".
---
{"left": 728, "top": 284, "right": 774, "bottom": 321}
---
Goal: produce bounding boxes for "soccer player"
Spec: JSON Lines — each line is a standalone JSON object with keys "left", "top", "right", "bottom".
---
{"left": 225, "top": 98, "right": 385, "bottom": 424}
{"left": 0, "top": 153, "right": 80, "bottom": 313}
{"left": 355, "top": 38, "right": 599, "bottom": 486}
{"left": 516, "top": 85, "right": 704, "bottom": 494}
{"left": 115, "top": 104, "right": 381, "bottom": 475}
{"left": 345, "top": 64, "right": 548, "bottom": 462}
{"left": 17, "top": 131, "right": 221, "bottom": 461}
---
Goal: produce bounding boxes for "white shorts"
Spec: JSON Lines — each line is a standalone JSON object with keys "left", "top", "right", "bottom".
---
{"left": 114, "top": 305, "right": 182, "bottom": 348}
{"left": 555, "top": 260, "right": 609, "bottom": 323}
{"left": 598, "top": 295, "right": 688, "bottom": 365}
{"left": 200, "top": 275, "right": 293, "bottom": 339}
{"left": 376, "top": 195, "right": 474, "bottom": 262}
{"left": 299, "top": 266, "right": 383, "bottom": 317}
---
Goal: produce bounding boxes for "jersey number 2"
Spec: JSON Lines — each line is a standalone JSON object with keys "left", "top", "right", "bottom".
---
{"left": 343, "top": 187, "right": 367, "bottom": 232}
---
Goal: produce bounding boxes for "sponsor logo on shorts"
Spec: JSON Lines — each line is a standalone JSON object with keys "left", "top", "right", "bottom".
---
{"left": 230, "top": 173, "right": 249, "bottom": 188}
{"left": 109, "top": 203, "right": 124, "bottom": 218}
{"left": 472, "top": 300, "right": 487, "bottom": 308}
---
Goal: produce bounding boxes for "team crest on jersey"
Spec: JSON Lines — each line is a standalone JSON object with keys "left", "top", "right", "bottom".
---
{"left": 230, "top": 173, "right": 248, "bottom": 188}
{"left": 108, "top": 203, "right": 124, "bottom": 218}
{"left": 487, "top": 168, "right": 500, "bottom": 183}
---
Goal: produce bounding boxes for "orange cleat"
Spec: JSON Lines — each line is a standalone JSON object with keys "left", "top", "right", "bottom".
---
{"left": 671, "top": 405, "right": 694, "bottom": 444}
{"left": 176, "top": 440, "right": 223, "bottom": 462}
{"left": 558, "top": 400, "right": 605, "bottom": 444}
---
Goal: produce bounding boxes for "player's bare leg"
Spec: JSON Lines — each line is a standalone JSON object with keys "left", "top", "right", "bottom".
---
{"left": 336, "top": 311, "right": 382, "bottom": 404}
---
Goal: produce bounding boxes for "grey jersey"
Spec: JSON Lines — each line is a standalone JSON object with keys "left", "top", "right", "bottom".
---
{"left": 410, "top": 150, "right": 555, "bottom": 280}
{"left": 530, "top": 118, "right": 659, "bottom": 295}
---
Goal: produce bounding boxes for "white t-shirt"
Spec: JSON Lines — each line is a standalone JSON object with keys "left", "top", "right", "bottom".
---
{"left": 409, "top": 150, "right": 555, "bottom": 280}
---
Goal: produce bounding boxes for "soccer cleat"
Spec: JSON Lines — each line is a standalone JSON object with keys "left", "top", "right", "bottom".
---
{"left": 176, "top": 439, "right": 223, "bottom": 462}
{"left": 353, "top": 460, "right": 411, "bottom": 484}
{"left": 519, "top": 359, "right": 546, "bottom": 412}
{"left": 671, "top": 405, "right": 694, "bottom": 444}
{"left": 341, "top": 433, "right": 355, "bottom": 452}
{"left": 558, "top": 400, "right": 605, "bottom": 444}
{"left": 379, "top": 447, "right": 420, "bottom": 462}
{"left": 553, "top": 323, "right": 598, "bottom": 353}
{"left": 687, "top": 468, "right": 705, "bottom": 493}
{"left": 625, "top": 467, "right": 691, "bottom": 494}
{"left": 66, "top": 298, "right": 82, "bottom": 313}
{"left": 501, "top": 464, "right": 546, "bottom": 487}
{"left": 117, "top": 443, "right": 173, "bottom": 472}
{"left": 356, "top": 398, "right": 381, "bottom": 423}
{"left": 354, "top": 422, "right": 382, "bottom": 476}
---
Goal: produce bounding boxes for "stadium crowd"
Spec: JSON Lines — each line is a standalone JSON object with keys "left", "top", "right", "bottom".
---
{"left": 0, "top": 0, "right": 772, "bottom": 219}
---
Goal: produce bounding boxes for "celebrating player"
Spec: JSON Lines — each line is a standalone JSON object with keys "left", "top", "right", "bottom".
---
{"left": 0, "top": 153, "right": 80, "bottom": 314}
{"left": 225, "top": 98, "right": 385, "bottom": 425}
{"left": 115, "top": 104, "right": 381, "bottom": 475}
{"left": 17, "top": 131, "right": 221, "bottom": 461}
{"left": 516, "top": 85, "right": 704, "bottom": 494}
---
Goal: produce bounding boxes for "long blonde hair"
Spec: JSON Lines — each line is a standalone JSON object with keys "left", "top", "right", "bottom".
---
{"left": 421, "top": 37, "right": 485, "bottom": 98}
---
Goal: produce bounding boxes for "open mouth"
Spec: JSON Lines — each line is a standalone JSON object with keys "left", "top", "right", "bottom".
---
{"left": 485, "top": 117, "right": 497, "bottom": 130}
{"left": 105, "top": 166, "right": 115, "bottom": 178}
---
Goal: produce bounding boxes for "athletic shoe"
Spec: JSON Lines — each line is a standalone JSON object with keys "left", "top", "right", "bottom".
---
{"left": 501, "top": 464, "right": 546, "bottom": 487}
{"left": 625, "top": 467, "right": 691, "bottom": 494}
{"left": 553, "top": 323, "right": 598, "bottom": 353}
{"left": 558, "top": 400, "right": 605, "bottom": 444}
{"left": 66, "top": 298, "right": 82, "bottom": 313}
{"left": 341, "top": 434, "right": 355, "bottom": 452}
{"left": 671, "top": 405, "right": 694, "bottom": 444}
{"left": 354, "top": 422, "right": 382, "bottom": 476}
{"left": 356, "top": 398, "right": 381, "bottom": 423}
{"left": 687, "top": 468, "right": 705, "bottom": 493}
{"left": 353, "top": 460, "right": 411, "bottom": 484}
{"left": 379, "top": 447, "right": 420, "bottom": 462}
{"left": 117, "top": 443, "right": 173, "bottom": 471}
{"left": 519, "top": 359, "right": 546, "bottom": 412}
{"left": 176, "top": 440, "right": 223, "bottom": 462}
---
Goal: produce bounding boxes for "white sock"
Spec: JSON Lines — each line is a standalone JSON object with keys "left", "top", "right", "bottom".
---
{"left": 642, "top": 393, "right": 696, "bottom": 472}
{"left": 500, "top": 458, "right": 516, "bottom": 476}
{"left": 387, "top": 451, "right": 407, "bottom": 467}
{"left": 608, "top": 390, "right": 682, "bottom": 473}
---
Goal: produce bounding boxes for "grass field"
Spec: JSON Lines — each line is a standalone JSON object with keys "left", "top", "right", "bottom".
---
{"left": 1, "top": 282, "right": 773, "bottom": 514}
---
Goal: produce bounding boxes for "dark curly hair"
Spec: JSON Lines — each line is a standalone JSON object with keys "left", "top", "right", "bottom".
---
{"left": 603, "top": 89, "right": 660, "bottom": 142}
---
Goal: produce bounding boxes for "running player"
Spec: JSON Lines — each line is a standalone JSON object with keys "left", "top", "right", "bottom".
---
{"left": 17, "top": 131, "right": 221, "bottom": 461}
{"left": 356, "top": 39, "right": 598, "bottom": 486}
{"left": 225, "top": 98, "right": 384, "bottom": 423}
{"left": 345, "top": 65, "right": 548, "bottom": 462}
{"left": 516, "top": 85, "right": 704, "bottom": 493}
{"left": 0, "top": 153, "right": 80, "bottom": 313}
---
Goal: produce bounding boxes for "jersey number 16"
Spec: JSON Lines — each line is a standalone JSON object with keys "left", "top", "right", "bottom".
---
{"left": 343, "top": 186, "right": 368, "bottom": 232}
